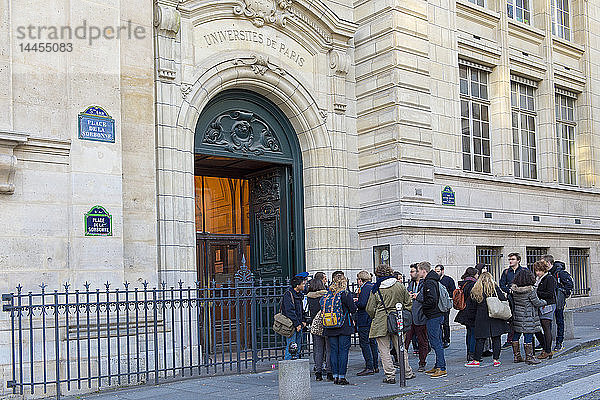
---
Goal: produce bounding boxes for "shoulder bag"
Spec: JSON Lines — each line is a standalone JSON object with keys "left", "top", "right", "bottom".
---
{"left": 377, "top": 289, "right": 412, "bottom": 334}
{"left": 486, "top": 295, "right": 512, "bottom": 320}
{"left": 273, "top": 291, "right": 295, "bottom": 338}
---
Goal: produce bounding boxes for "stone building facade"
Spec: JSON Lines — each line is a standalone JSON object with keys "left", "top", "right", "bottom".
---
{"left": 0, "top": 0, "right": 600, "bottom": 397}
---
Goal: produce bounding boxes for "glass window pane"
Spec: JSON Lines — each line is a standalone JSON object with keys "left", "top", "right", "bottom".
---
{"left": 474, "top": 155, "right": 483, "bottom": 172}
{"left": 461, "top": 100, "right": 469, "bottom": 117}
{"left": 482, "top": 122, "right": 489, "bottom": 138}
{"left": 463, "top": 153, "right": 472, "bottom": 171}
{"left": 482, "top": 140, "right": 490, "bottom": 156}
{"left": 483, "top": 157, "right": 491, "bottom": 173}
{"left": 472, "top": 103, "right": 481, "bottom": 120}
{"left": 460, "top": 79, "right": 469, "bottom": 95}
{"left": 471, "top": 82, "right": 480, "bottom": 98}
{"left": 480, "top": 85, "right": 488, "bottom": 99}
{"left": 462, "top": 135, "right": 471, "bottom": 153}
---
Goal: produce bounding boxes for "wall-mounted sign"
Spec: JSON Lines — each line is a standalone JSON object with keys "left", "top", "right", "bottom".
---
{"left": 78, "top": 106, "right": 115, "bottom": 143}
{"left": 85, "top": 206, "right": 112, "bottom": 236}
{"left": 441, "top": 186, "right": 455, "bottom": 206}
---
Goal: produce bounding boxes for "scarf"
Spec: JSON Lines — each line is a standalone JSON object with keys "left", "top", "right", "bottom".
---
{"left": 372, "top": 275, "right": 394, "bottom": 293}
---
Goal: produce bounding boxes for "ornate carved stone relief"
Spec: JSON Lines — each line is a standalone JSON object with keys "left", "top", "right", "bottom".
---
{"left": 154, "top": 4, "right": 181, "bottom": 80}
{"left": 0, "top": 130, "right": 29, "bottom": 195}
{"left": 232, "top": 55, "right": 286, "bottom": 76}
{"left": 329, "top": 50, "right": 351, "bottom": 114}
{"left": 233, "top": 0, "right": 293, "bottom": 28}
{"left": 203, "top": 110, "right": 283, "bottom": 156}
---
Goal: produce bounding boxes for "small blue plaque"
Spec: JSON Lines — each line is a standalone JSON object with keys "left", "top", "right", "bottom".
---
{"left": 78, "top": 106, "right": 115, "bottom": 143}
{"left": 441, "top": 186, "right": 455, "bottom": 206}
{"left": 85, "top": 206, "right": 113, "bottom": 236}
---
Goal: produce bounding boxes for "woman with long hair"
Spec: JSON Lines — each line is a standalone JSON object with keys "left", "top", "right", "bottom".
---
{"left": 454, "top": 266, "right": 479, "bottom": 362}
{"left": 510, "top": 268, "right": 546, "bottom": 364}
{"left": 306, "top": 272, "right": 332, "bottom": 381}
{"left": 322, "top": 272, "right": 357, "bottom": 385}
{"left": 533, "top": 260, "right": 557, "bottom": 359}
{"left": 466, "top": 272, "right": 509, "bottom": 367}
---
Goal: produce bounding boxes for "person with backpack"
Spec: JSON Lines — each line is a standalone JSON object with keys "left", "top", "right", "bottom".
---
{"left": 281, "top": 275, "right": 307, "bottom": 360}
{"left": 533, "top": 260, "right": 557, "bottom": 359}
{"left": 418, "top": 261, "right": 451, "bottom": 378}
{"left": 466, "top": 272, "right": 509, "bottom": 367}
{"left": 405, "top": 263, "right": 430, "bottom": 372}
{"left": 435, "top": 265, "right": 456, "bottom": 348}
{"left": 510, "top": 268, "right": 547, "bottom": 365}
{"left": 454, "top": 266, "right": 478, "bottom": 362}
{"left": 355, "top": 270, "right": 379, "bottom": 376}
{"left": 306, "top": 272, "right": 332, "bottom": 381}
{"left": 543, "top": 255, "right": 574, "bottom": 351}
{"left": 322, "top": 272, "right": 357, "bottom": 385}
{"left": 366, "top": 264, "right": 414, "bottom": 384}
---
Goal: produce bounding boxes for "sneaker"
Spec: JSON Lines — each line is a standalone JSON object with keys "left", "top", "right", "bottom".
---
{"left": 465, "top": 360, "right": 481, "bottom": 367}
{"left": 383, "top": 377, "right": 396, "bottom": 384}
{"left": 553, "top": 343, "right": 564, "bottom": 352}
{"left": 493, "top": 360, "right": 501, "bottom": 367}
{"left": 413, "top": 350, "right": 419, "bottom": 355}
{"left": 406, "top": 372, "right": 416, "bottom": 379}
{"left": 501, "top": 342, "right": 511, "bottom": 349}
{"left": 425, "top": 367, "right": 439, "bottom": 374}
{"left": 430, "top": 369, "right": 447, "bottom": 378}
{"left": 443, "top": 342, "right": 450, "bottom": 349}
{"left": 337, "top": 378, "right": 349, "bottom": 385}
{"left": 327, "top": 373, "right": 334, "bottom": 381}
{"left": 315, "top": 372, "right": 323, "bottom": 381}
{"left": 417, "top": 365, "right": 426, "bottom": 372}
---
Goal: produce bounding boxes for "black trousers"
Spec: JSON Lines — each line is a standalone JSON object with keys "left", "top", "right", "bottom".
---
{"left": 442, "top": 311, "right": 451, "bottom": 344}
{"left": 535, "top": 319, "right": 553, "bottom": 353}
{"left": 474, "top": 336, "right": 501, "bottom": 361}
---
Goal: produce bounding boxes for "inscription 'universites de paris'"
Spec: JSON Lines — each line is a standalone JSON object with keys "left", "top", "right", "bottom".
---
{"left": 203, "top": 29, "right": 306, "bottom": 67}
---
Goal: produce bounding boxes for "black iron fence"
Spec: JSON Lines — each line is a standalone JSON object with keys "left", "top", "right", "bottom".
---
{"left": 2, "top": 276, "right": 298, "bottom": 399}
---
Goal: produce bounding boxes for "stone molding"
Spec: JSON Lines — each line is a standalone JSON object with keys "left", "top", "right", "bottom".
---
{"left": 0, "top": 130, "right": 29, "bottom": 194}
{"left": 154, "top": 3, "right": 181, "bottom": 80}
{"left": 232, "top": 55, "right": 286, "bottom": 76}
{"left": 329, "top": 49, "right": 351, "bottom": 113}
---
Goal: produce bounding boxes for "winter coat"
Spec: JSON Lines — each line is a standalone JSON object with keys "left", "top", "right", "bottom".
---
{"left": 323, "top": 290, "right": 357, "bottom": 337}
{"left": 510, "top": 284, "right": 546, "bottom": 334}
{"left": 366, "top": 278, "right": 412, "bottom": 339}
{"left": 454, "top": 278, "right": 477, "bottom": 327}
{"left": 306, "top": 290, "right": 328, "bottom": 322}
{"left": 422, "top": 270, "right": 442, "bottom": 319}
{"left": 536, "top": 273, "right": 557, "bottom": 305}
{"left": 356, "top": 281, "right": 374, "bottom": 328}
{"left": 500, "top": 265, "right": 526, "bottom": 295}
{"left": 440, "top": 275, "right": 456, "bottom": 299}
{"left": 281, "top": 288, "right": 305, "bottom": 329}
{"left": 472, "top": 286, "right": 509, "bottom": 339}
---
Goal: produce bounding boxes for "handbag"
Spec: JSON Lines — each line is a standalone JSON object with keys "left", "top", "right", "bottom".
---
{"left": 486, "top": 296, "right": 512, "bottom": 320}
{"left": 310, "top": 309, "right": 324, "bottom": 336}
{"left": 539, "top": 304, "right": 554, "bottom": 315}
{"left": 273, "top": 292, "right": 295, "bottom": 338}
{"left": 377, "top": 290, "right": 412, "bottom": 334}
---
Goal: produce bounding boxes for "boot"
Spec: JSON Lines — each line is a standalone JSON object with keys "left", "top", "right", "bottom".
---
{"left": 538, "top": 350, "right": 553, "bottom": 360}
{"left": 524, "top": 343, "right": 541, "bottom": 365}
{"left": 512, "top": 342, "right": 524, "bottom": 363}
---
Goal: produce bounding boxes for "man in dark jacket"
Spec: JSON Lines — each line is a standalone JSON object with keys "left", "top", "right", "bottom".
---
{"left": 355, "top": 270, "right": 378, "bottom": 375}
{"left": 499, "top": 252, "right": 526, "bottom": 348}
{"left": 417, "top": 261, "right": 446, "bottom": 378}
{"left": 406, "top": 264, "right": 429, "bottom": 372}
{"left": 435, "top": 265, "right": 456, "bottom": 348}
{"left": 281, "top": 276, "right": 306, "bottom": 359}
{"left": 544, "top": 255, "right": 574, "bottom": 351}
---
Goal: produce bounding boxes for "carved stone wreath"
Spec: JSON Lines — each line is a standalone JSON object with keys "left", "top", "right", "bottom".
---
{"left": 203, "top": 111, "right": 282, "bottom": 156}
{"left": 233, "top": 0, "right": 292, "bottom": 28}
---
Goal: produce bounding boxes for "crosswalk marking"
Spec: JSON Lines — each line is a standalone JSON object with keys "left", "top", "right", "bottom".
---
{"left": 449, "top": 349, "right": 600, "bottom": 397}
{"left": 519, "top": 372, "right": 600, "bottom": 400}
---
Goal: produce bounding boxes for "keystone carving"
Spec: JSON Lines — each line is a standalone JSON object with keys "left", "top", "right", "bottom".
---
{"left": 234, "top": 0, "right": 292, "bottom": 28}
{"left": 232, "top": 55, "right": 286, "bottom": 76}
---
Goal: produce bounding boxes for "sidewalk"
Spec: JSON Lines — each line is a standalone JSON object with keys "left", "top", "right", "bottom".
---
{"left": 65, "top": 304, "right": 600, "bottom": 400}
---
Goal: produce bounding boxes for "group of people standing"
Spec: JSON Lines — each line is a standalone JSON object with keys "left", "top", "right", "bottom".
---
{"left": 278, "top": 252, "right": 573, "bottom": 384}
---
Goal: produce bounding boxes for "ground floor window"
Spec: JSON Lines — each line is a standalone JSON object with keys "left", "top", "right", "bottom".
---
{"left": 526, "top": 247, "right": 549, "bottom": 270}
{"left": 569, "top": 248, "right": 590, "bottom": 296}
{"left": 476, "top": 246, "right": 503, "bottom": 282}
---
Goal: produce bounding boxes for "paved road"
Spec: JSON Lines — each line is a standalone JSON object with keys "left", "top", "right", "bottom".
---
{"left": 61, "top": 304, "right": 600, "bottom": 400}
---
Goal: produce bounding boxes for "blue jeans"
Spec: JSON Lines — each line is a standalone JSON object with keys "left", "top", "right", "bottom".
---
{"left": 285, "top": 330, "right": 303, "bottom": 360}
{"left": 426, "top": 316, "right": 446, "bottom": 370}
{"left": 466, "top": 326, "right": 476, "bottom": 354}
{"left": 329, "top": 335, "right": 351, "bottom": 378}
{"left": 358, "top": 326, "right": 378, "bottom": 370}
{"left": 513, "top": 332, "right": 533, "bottom": 343}
{"left": 555, "top": 307, "right": 565, "bottom": 343}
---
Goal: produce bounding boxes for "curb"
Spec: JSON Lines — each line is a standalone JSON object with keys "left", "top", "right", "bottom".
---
{"left": 557, "top": 337, "right": 600, "bottom": 357}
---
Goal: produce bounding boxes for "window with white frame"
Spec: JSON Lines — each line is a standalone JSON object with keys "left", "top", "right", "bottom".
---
{"left": 556, "top": 92, "right": 577, "bottom": 185}
{"left": 460, "top": 63, "right": 491, "bottom": 173}
{"left": 507, "top": 0, "right": 531, "bottom": 24}
{"left": 552, "top": 0, "right": 571, "bottom": 40}
{"left": 511, "top": 80, "right": 537, "bottom": 179}
{"left": 468, "top": 0, "right": 485, "bottom": 7}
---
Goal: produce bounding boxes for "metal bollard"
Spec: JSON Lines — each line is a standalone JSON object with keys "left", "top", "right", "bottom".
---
{"left": 395, "top": 303, "right": 406, "bottom": 387}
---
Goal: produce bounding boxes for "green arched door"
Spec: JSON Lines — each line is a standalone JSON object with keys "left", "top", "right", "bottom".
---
{"left": 194, "top": 90, "right": 305, "bottom": 282}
